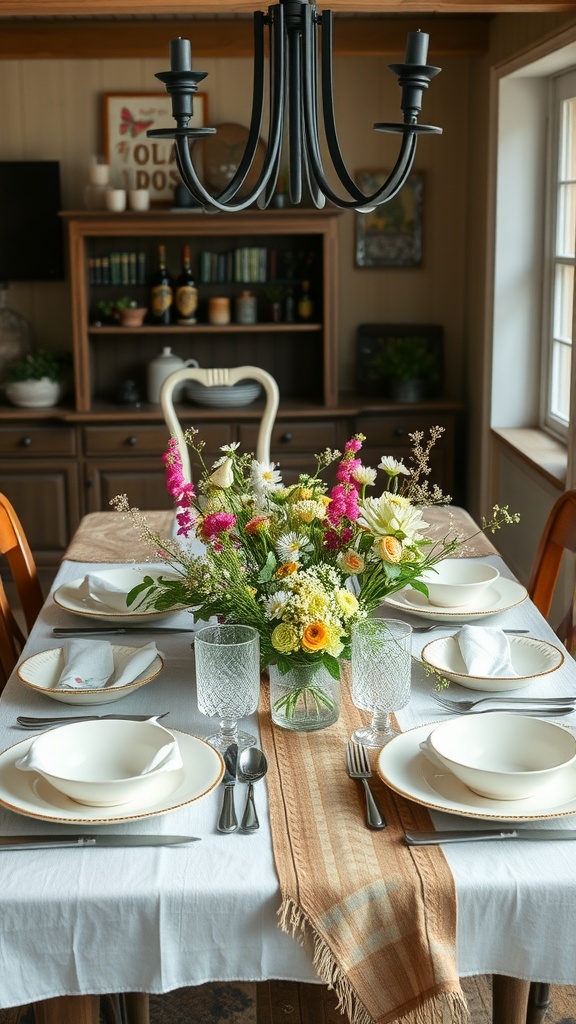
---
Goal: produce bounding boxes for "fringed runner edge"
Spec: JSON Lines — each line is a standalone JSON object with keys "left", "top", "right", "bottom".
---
{"left": 278, "top": 897, "right": 470, "bottom": 1024}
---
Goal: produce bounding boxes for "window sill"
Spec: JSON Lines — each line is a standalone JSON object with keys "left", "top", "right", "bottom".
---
{"left": 491, "top": 427, "right": 567, "bottom": 487}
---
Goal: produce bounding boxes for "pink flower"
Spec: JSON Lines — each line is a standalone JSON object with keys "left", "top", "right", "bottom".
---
{"left": 163, "top": 440, "right": 196, "bottom": 509}
{"left": 199, "top": 512, "right": 236, "bottom": 541}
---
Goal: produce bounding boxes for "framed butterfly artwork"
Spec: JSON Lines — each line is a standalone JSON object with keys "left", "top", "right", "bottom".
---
{"left": 103, "top": 92, "right": 207, "bottom": 205}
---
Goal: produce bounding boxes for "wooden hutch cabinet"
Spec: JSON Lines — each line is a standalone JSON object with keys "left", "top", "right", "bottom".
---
{"left": 0, "top": 209, "right": 464, "bottom": 576}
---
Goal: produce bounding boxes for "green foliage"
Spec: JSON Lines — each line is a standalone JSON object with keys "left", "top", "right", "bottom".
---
{"left": 384, "top": 336, "right": 441, "bottom": 383}
{"left": 4, "top": 348, "right": 65, "bottom": 383}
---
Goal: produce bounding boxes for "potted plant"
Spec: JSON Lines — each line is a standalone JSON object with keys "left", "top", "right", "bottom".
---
{"left": 385, "top": 335, "right": 441, "bottom": 402}
{"left": 2, "top": 349, "right": 67, "bottom": 408}
{"left": 93, "top": 297, "right": 147, "bottom": 327}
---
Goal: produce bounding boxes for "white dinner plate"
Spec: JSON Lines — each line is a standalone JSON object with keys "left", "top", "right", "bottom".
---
{"left": 0, "top": 729, "right": 224, "bottom": 824}
{"left": 377, "top": 723, "right": 576, "bottom": 821}
{"left": 53, "top": 567, "right": 186, "bottom": 624}
{"left": 383, "top": 577, "right": 528, "bottom": 623}
{"left": 17, "top": 645, "right": 165, "bottom": 706}
{"left": 420, "top": 634, "right": 565, "bottom": 692}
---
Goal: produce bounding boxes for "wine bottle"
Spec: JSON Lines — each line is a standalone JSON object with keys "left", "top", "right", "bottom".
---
{"left": 175, "top": 245, "right": 198, "bottom": 325}
{"left": 297, "top": 279, "right": 314, "bottom": 321}
{"left": 149, "top": 244, "right": 174, "bottom": 325}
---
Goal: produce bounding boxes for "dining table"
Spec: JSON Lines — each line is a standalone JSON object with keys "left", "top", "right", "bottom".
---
{"left": 1, "top": 507, "right": 576, "bottom": 1024}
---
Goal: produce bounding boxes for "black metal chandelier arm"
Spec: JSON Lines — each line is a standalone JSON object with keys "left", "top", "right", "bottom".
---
{"left": 287, "top": 17, "right": 304, "bottom": 205}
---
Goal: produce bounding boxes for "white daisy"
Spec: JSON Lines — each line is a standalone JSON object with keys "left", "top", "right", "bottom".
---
{"left": 352, "top": 465, "right": 377, "bottom": 487}
{"left": 276, "top": 531, "right": 308, "bottom": 563}
{"left": 250, "top": 460, "right": 282, "bottom": 500}
{"left": 263, "top": 589, "right": 290, "bottom": 620}
{"left": 220, "top": 441, "right": 240, "bottom": 453}
{"left": 379, "top": 456, "right": 410, "bottom": 478}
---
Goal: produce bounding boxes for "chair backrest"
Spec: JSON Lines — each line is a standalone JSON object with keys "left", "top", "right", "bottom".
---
{"left": 0, "top": 492, "right": 44, "bottom": 687}
{"left": 528, "top": 488, "right": 576, "bottom": 643}
{"left": 160, "top": 365, "right": 280, "bottom": 484}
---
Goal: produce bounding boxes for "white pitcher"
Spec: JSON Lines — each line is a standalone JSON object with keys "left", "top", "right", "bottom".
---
{"left": 147, "top": 346, "right": 199, "bottom": 404}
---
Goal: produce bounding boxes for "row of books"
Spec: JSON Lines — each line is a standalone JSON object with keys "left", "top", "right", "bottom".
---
{"left": 199, "top": 247, "right": 279, "bottom": 284}
{"left": 88, "top": 252, "right": 147, "bottom": 287}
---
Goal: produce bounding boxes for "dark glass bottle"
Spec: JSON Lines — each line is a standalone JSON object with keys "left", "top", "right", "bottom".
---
{"left": 175, "top": 245, "right": 198, "bottom": 325}
{"left": 297, "top": 279, "right": 314, "bottom": 322}
{"left": 150, "top": 244, "right": 174, "bottom": 325}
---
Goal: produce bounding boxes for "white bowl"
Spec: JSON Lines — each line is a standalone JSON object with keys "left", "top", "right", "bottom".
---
{"left": 421, "top": 634, "right": 565, "bottom": 692}
{"left": 5, "top": 378, "right": 62, "bottom": 408}
{"left": 419, "top": 560, "right": 500, "bottom": 608}
{"left": 17, "top": 645, "right": 164, "bottom": 706}
{"left": 426, "top": 713, "right": 576, "bottom": 800}
{"left": 185, "top": 380, "right": 261, "bottom": 408}
{"left": 16, "top": 719, "right": 179, "bottom": 807}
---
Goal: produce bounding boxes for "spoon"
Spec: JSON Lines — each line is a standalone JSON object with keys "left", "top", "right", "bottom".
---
{"left": 238, "top": 746, "right": 268, "bottom": 833}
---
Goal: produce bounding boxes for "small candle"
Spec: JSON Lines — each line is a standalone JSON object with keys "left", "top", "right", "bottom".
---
{"left": 208, "top": 297, "right": 231, "bottom": 325}
{"left": 170, "top": 37, "right": 192, "bottom": 72}
{"left": 89, "top": 162, "right": 110, "bottom": 186}
{"left": 404, "top": 30, "right": 429, "bottom": 66}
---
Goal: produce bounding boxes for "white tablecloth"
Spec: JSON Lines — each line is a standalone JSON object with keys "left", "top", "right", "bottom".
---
{"left": 1, "top": 554, "right": 576, "bottom": 1006}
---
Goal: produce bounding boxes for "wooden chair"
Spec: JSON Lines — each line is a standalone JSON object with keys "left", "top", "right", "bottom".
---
{"left": 523, "top": 487, "right": 576, "bottom": 1024}
{"left": 0, "top": 492, "right": 44, "bottom": 688}
{"left": 527, "top": 487, "right": 576, "bottom": 646}
{"left": 160, "top": 365, "right": 280, "bottom": 484}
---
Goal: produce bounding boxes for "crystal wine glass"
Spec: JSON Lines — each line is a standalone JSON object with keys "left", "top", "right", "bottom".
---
{"left": 194, "top": 623, "right": 260, "bottom": 753}
{"left": 350, "top": 618, "right": 412, "bottom": 747}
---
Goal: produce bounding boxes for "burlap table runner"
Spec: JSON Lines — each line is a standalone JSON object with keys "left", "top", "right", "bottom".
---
{"left": 258, "top": 677, "right": 470, "bottom": 1024}
{"left": 64, "top": 511, "right": 175, "bottom": 562}
{"left": 64, "top": 507, "right": 496, "bottom": 564}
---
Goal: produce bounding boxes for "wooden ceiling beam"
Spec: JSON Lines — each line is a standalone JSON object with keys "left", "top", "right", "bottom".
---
{"left": 0, "top": 0, "right": 573, "bottom": 13}
{"left": 0, "top": 16, "right": 491, "bottom": 59}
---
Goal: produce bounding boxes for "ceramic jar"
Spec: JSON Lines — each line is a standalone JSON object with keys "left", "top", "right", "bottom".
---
{"left": 147, "top": 346, "right": 199, "bottom": 404}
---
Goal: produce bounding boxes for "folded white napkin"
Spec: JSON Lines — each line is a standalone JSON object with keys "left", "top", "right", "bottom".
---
{"left": 77, "top": 573, "right": 134, "bottom": 613}
{"left": 16, "top": 733, "right": 183, "bottom": 777}
{"left": 56, "top": 639, "right": 159, "bottom": 690}
{"left": 456, "top": 624, "right": 517, "bottom": 677}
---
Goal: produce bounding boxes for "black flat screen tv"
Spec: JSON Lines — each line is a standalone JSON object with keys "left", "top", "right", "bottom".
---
{"left": 0, "top": 161, "right": 65, "bottom": 281}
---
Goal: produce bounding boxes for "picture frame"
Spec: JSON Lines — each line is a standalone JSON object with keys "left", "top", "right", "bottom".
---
{"left": 355, "top": 171, "right": 424, "bottom": 268}
{"left": 355, "top": 323, "right": 443, "bottom": 399}
{"left": 103, "top": 92, "right": 207, "bottom": 205}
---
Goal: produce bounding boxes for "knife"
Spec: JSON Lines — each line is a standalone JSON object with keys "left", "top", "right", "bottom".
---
{"left": 217, "top": 743, "right": 238, "bottom": 834}
{"left": 17, "top": 713, "right": 169, "bottom": 728}
{"left": 405, "top": 829, "right": 576, "bottom": 845}
{"left": 53, "top": 627, "right": 195, "bottom": 636}
{"left": 0, "top": 834, "right": 200, "bottom": 850}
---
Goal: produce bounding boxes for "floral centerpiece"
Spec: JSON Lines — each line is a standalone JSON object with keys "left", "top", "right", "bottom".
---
{"left": 112, "top": 427, "right": 518, "bottom": 730}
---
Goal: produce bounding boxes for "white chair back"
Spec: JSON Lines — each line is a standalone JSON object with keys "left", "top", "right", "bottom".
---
{"left": 160, "top": 365, "right": 280, "bottom": 483}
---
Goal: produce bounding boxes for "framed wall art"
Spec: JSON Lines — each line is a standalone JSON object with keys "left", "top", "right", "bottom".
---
{"left": 355, "top": 171, "right": 424, "bottom": 268}
{"left": 103, "top": 93, "right": 207, "bottom": 205}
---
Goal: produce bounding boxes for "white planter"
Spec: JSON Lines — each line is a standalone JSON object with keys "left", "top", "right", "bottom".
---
{"left": 5, "top": 377, "right": 62, "bottom": 408}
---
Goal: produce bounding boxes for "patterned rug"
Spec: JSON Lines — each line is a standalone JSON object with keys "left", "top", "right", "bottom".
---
{"left": 2, "top": 978, "right": 575, "bottom": 1023}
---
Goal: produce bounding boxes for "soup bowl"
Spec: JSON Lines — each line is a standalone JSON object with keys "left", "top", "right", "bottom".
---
{"left": 419, "top": 560, "right": 500, "bottom": 608}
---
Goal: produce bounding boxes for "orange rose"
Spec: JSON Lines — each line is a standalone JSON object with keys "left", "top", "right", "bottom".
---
{"left": 302, "top": 621, "right": 329, "bottom": 652}
{"left": 378, "top": 535, "right": 403, "bottom": 564}
{"left": 275, "top": 561, "right": 298, "bottom": 578}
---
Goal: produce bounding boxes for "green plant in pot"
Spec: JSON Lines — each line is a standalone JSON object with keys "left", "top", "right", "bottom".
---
{"left": 385, "top": 336, "right": 441, "bottom": 402}
{"left": 3, "top": 349, "right": 67, "bottom": 408}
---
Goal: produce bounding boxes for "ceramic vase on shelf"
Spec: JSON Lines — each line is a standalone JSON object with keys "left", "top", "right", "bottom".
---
{"left": 268, "top": 661, "right": 341, "bottom": 732}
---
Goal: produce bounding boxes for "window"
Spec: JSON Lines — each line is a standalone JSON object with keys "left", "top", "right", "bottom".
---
{"left": 543, "top": 69, "right": 576, "bottom": 439}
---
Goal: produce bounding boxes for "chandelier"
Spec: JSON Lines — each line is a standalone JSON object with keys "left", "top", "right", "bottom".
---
{"left": 148, "top": 0, "right": 442, "bottom": 213}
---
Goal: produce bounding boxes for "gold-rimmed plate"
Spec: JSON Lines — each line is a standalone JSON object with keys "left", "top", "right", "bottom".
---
{"left": 0, "top": 730, "right": 223, "bottom": 825}
{"left": 383, "top": 577, "right": 527, "bottom": 623}
{"left": 377, "top": 723, "right": 576, "bottom": 821}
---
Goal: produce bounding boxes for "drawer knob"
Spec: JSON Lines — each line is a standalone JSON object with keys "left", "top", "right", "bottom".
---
{"left": 395, "top": 427, "right": 405, "bottom": 437}
{"left": 127, "top": 436, "right": 138, "bottom": 446}
{"left": 280, "top": 432, "right": 293, "bottom": 443}
{"left": 21, "top": 436, "right": 32, "bottom": 447}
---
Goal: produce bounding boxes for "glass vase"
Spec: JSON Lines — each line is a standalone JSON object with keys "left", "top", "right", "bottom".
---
{"left": 269, "top": 662, "right": 340, "bottom": 732}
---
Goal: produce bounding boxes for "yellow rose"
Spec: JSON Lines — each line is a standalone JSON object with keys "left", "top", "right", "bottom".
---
{"left": 271, "top": 623, "right": 299, "bottom": 654}
{"left": 338, "top": 549, "right": 365, "bottom": 574}
{"left": 335, "top": 589, "right": 359, "bottom": 617}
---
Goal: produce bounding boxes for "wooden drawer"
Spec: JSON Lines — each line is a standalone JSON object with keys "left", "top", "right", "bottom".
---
{"left": 0, "top": 424, "right": 77, "bottom": 457}
{"left": 83, "top": 425, "right": 170, "bottom": 457}
{"left": 83, "top": 423, "right": 232, "bottom": 457}
{"left": 239, "top": 420, "right": 340, "bottom": 455}
{"left": 354, "top": 413, "right": 455, "bottom": 449}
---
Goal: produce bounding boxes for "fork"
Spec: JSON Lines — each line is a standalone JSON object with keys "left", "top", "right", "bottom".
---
{"left": 412, "top": 625, "right": 529, "bottom": 634}
{"left": 432, "top": 694, "right": 576, "bottom": 714}
{"left": 346, "top": 741, "right": 387, "bottom": 830}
